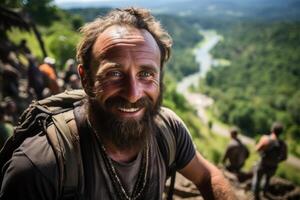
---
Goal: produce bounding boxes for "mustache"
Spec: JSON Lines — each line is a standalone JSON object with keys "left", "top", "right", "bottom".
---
{"left": 105, "top": 96, "right": 152, "bottom": 109}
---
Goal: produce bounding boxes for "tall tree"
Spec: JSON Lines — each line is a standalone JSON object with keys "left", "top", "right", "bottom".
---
{"left": 2, "top": 0, "right": 59, "bottom": 26}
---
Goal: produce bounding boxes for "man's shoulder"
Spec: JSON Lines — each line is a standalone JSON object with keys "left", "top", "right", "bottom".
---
{"left": 259, "top": 135, "right": 271, "bottom": 146}
{"left": 12, "top": 132, "right": 58, "bottom": 179}
{"left": 158, "top": 107, "right": 184, "bottom": 124}
{"left": 1, "top": 133, "right": 58, "bottom": 199}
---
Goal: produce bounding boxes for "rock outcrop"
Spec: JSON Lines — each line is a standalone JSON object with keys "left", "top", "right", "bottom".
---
{"left": 164, "top": 169, "right": 300, "bottom": 200}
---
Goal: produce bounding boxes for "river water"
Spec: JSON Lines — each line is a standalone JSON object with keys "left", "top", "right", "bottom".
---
{"left": 176, "top": 30, "right": 221, "bottom": 126}
{"left": 177, "top": 30, "right": 222, "bottom": 94}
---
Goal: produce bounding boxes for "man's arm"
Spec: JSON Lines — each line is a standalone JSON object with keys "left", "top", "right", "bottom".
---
{"left": 0, "top": 150, "right": 58, "bottom": 200}
{"left": 221, "top": 147, "right": 229, "bottom": 164}
{"left": 0, "top": 136, "right": 59, "bottom": 200}
{"left": 255, "top": 135, "right": 269, "bottom": 152}
{"left": 179, "top": 151, "right": 237, "bottom": 200}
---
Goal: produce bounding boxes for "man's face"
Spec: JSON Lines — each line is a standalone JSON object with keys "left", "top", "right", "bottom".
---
{"left": 89, "top": 25, "right": 161, "bottom": 121}
{"left": 84, "top": 25, "right": 162, "bottom": 149}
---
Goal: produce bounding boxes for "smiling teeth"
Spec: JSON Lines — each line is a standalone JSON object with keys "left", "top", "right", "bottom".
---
{"left": 118, "top": 107, "right": 140, "bottom": 112}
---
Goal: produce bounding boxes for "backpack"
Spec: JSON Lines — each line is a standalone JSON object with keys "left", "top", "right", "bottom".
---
{"left": 0, "top": 90, "right": 177, "bottom": 199}
{"left": 261, "top": 136, "right": 287, "bottom": 167}
{"left": 239, "top": 143, "right": 249, "bottom": 165}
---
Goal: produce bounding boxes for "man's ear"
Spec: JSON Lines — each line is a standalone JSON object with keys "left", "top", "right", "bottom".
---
{"left": 78, "top": 64, "right": 94, "bottom": 97}
{"left": 78, "top": 64, "right": 86, "bottom": 85}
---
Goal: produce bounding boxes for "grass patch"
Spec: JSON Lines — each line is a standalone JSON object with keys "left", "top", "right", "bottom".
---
{"left": 277, "top": 163, "right": 300, "bottom": 186}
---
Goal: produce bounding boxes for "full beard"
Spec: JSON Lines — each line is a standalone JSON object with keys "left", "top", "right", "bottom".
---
{"left": 87, "top": 94, "right": 162, "bottom": 150}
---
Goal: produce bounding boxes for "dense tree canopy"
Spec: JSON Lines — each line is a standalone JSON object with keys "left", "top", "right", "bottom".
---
{"left": 2, "top": 0, "right": 59, "bottom": 25}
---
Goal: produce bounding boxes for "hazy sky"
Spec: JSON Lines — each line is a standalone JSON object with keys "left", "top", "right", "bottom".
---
{"left": 55, "top": 0, "right": 168, "bottom": 3}
{"left": 54, "top": 0, "right": 130, "bottom": 4}
{"left": 54, "top": 0, "right": 187, "bottom": 4}
{"left": 55, "top": 0, "right": 117, "bottom": 2}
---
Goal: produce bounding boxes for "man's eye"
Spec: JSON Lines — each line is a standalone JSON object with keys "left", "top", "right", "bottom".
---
{"left": 139, "top": 71, "right": 152, "bottom": 78}
{"left": 108, "top": 71, "right": 123, "bottom": 78}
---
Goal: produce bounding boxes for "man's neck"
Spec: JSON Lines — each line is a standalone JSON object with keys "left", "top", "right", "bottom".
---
{"left": 102, "top": 138, "right": 143, "bottom": 163}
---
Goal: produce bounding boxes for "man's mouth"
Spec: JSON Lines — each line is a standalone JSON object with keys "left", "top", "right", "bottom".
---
{"left": 118, "top": 107, "right": 141, "bottom": 113}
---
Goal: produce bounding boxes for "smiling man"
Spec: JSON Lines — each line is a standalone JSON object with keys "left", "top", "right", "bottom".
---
{"left": 0, "top": 8, "right": 236, "bottom": 200}
{"left": 85, "top": 25, "right": 162, "bottom": 153}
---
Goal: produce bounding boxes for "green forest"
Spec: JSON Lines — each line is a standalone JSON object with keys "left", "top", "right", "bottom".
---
{"left": 201, "top": 22, "right": 300, "bottom": 157}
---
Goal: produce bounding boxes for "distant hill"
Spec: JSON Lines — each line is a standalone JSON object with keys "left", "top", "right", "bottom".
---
{"left": 57, "top": 0, "right": 300, "bottom": 22}
{"left": 67, "top": 7, "right": 111, "bottom": 22}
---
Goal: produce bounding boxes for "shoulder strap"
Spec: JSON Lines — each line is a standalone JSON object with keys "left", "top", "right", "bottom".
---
{"left": 47, "top": 109, "right": 84, "bottom": 199}
{"left": 72, "top": 103, "right": 96, "bottom": 198}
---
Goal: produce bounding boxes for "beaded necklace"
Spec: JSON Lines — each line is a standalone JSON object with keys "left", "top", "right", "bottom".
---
{"left": 87, "top": 119, "right": 150, "bottom": 200}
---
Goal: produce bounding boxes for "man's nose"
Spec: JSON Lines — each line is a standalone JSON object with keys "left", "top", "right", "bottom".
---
{"left": 122, "top": 77, "right": 142, "bottom": 103}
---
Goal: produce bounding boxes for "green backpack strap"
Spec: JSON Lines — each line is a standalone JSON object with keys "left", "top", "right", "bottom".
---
{"left": 47, "top": 109, "right": 84, "bottom": 199}
{"left": 39, "top": 89, "right": 86, "bottom": 112}
{"left": 38, "top": 90, "right": 86, "bottom": 199}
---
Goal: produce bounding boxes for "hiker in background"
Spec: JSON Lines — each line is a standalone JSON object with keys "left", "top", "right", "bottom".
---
{"left": 63, "top": 58, "right": 81, "bottom": 90}
{"left": 0, "top": 40, "right": 25, "bottom": 75}
{"left": 222, "top": 127, "right": 249, "bottom": 174}
{"left": 67, "top": 74, "right": 81, "bottom": 90}
{"left": 39, "top": 57, "right": 60, "bottom": 95}
{"left": 0, "top": 104, "right": 13, "bottom": 149}
{"left": 27, "top": 55, "right": 46, "bottom": 100}
{"left": 0, "top": 60, "right": 20, "bottom": 99}
{"left": 0, "top": 8, "right": 236, "bottom": 200}
{"left": 64, "top": 58, "right": 77, "bottom": 84}
{"left": 252, "top": 122, "right": 288, "bottom": 200}
{"left": 2, "top": 97, "right": 18, "bottom": 125}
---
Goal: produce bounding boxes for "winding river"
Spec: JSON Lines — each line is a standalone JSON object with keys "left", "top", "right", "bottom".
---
{"left": 177, "top": 30, "right": 222, "bottom": 95}
{"left": 176, "top": 30, "right": 221, "bottom": 126}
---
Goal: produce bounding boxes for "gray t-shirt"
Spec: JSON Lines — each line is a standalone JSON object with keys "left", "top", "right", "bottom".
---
{"left": 0, "top": 106, "right": 195, "bottom": 200}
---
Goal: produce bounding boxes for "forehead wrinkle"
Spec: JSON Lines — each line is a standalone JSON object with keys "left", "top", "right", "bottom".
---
{"left": 129, "top": 47, "right": 160, "bottom": 63}
{"left": 96, "top": 62, "right": 121, "bottom": 75}
{"left": 100, "top": 35, "right": 145, "bottom": 46}
{"left": 92, "top": 25, "right": 161, "bottom": 68}
{"left": 93, "top": 26, "right": 145, "bottom": 53}
{"left": 130, "top": 49, "right": 156, "bottom": 53}
{"left": 94, "top": 37, "right": 146, "bottom": 61}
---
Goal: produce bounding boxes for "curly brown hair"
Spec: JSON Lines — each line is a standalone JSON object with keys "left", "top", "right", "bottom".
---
{"left": 76, "top": 7, "right": 172, "bottom": 71}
